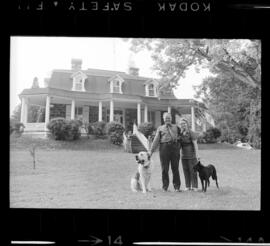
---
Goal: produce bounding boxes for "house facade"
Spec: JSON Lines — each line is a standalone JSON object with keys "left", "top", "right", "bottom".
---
{"left": 19, "top": 59, "right": 214, "bottom": 135}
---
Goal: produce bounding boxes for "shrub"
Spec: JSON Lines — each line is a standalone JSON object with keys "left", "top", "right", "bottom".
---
{"left": 209, "top": 127, "right": 222, "bottom": 139}
{"left": 65, "top": 120, "right": 82, "bottom": 140}
{"left": 219, "top": 128, "right": 243, "bottom": 144}
{"left": 47, "top": 118, "right": 67, "bottom": 140}
{"left": 205, "top": 127, "right": 221, "bottom": 143}
{"left": 106, "top": 121, "right": 125, "bottom": 145}
{"left": 10, "top": 119, "right": 25, "bottom": 136}
{"left": 91, "top": 121, "right": 107, "bottom": 138}
{"left": 197, "top": 132, "right": 207, "bottom": 144}
{"left": 109, "top": 131, "right": 124, "bottom": 145}
{"left": 197, "top": 127, "right": 222, "bottom": 144}
{"left": 138, "top": 122, "right": 156, "bottom": 138}
{"left": 47, "top": 118, "right": 81, "bottom": 140}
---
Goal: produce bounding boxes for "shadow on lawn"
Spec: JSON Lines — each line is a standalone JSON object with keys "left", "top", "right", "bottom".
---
{"left": 214, "top": 186, "right": 247, "bottom": 196}
{"left": 10, "top": 135, "right": 122, "bottom": 151}
{"left": 145, "top": 186, "right": 247, "bottom": 197}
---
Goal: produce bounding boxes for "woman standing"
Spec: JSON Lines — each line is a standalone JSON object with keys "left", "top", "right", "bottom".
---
{"left": 179, "top": 119, "right": 200, "bottom": 191}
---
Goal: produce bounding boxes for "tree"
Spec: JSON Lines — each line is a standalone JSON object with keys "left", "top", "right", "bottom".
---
{"left": 127, "top": 38, "right": 261, "bottom": 148}
{"left": 194, "top": 74, "right": 261, "bottom": 147}
{"left": 127, "top": 39, "right": 261, "bottom": 90}
{"left": 11, "top": 104, "right": 21, "bottom": 121}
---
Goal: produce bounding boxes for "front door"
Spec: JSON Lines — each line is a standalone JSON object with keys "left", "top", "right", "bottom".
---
{"left": 114, "top": 110, "right": 123, "bottom": 124}
{"left": 75, "top": 106, "right": 83, "bottom": 121}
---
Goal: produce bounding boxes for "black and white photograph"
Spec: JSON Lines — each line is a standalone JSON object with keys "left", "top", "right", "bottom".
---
{"left": 10, "top": 37, "right": 261, "bottom": 210}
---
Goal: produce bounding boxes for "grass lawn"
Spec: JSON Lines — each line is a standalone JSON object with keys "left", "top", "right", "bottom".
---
{"left": 10, "top": 135, "right": 261, "bottom": 210}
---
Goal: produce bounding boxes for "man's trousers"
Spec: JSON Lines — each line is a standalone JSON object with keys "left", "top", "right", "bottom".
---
{"left": 159, "top": 142, "right": 181, "bottom": 190}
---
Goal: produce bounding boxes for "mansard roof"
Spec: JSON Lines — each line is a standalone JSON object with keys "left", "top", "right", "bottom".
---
{"left": 18, "top": 67, "right": 206, "bottom": 109}
{"left": 51, "top": 68, "right": 150, "bottom": 80}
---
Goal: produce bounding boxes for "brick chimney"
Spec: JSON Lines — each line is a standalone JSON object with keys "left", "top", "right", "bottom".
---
{"left": 71, "top": 58, "right": 82, "bottom": 70}
{"left": 127, "top": 53, "right": 139, "bottom": 76}
{"left": 128, "top": 67, "right": 139, "bottom": 76}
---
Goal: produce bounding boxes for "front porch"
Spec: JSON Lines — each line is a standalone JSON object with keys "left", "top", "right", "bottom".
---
{"left": 19, "top": 93, "right": 208, "bottom": 135}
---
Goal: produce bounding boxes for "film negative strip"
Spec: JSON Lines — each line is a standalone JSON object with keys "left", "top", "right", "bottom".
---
{"left": 7, "top": 0, "right": 269, "bottom": 245}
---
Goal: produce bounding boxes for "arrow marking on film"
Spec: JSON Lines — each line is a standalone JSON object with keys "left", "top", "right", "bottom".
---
{"left": 78, "top": 236, "right": 103, "bottom": 245}
{"left": 89, "top": 235, "right": 103, "bottom": 245}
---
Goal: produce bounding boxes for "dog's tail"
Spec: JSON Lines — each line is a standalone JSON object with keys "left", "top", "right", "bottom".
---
{"left": 131, "top": 172, "right": 142, "bottom": 192}
{"left": 212, "top": 166, "right": 219, "bottom": 189}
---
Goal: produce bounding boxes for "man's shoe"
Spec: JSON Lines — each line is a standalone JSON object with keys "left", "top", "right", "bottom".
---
{"left": 174, "top": 189, "right": 182, "bottom": 192}
{"left": 184, "top": 187, "right": 190, "bottom": 191}
{"left": 162, "top": 188, "right": 168, "bottom": 192}
{"left": 192, "top": 188, "right": 199, "bottom": 192}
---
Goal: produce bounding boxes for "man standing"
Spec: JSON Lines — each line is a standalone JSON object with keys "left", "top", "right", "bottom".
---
{"left": 149, "top": 112, "right": 181, "bottom": 192}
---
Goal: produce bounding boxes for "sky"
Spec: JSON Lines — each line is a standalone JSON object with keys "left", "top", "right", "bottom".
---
{"left": 10, "top": 37, "right": 212, "bottom": 115}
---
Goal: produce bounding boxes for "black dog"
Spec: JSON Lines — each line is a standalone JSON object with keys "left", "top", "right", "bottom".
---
{"left": 193, "top": 161, "right": 219, "bottom": 192}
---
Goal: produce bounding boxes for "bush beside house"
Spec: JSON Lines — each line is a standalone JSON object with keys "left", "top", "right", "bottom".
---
{"left": 91, "top": 121, "right": 107, "bottom": 139}
{"left": 10, "top": 119, "right": 25, "bottom": 136}
{"left": 106, "top": 121, "right": 125, "bottom": 145}
{"left": 197, "top": 127, "right": 222, "bottom": 144}
{"left": 47, "top": 118, "right": 81, "bottom": 140}
{"left": 138, "top": 122, "right": 156, "bottom": 139}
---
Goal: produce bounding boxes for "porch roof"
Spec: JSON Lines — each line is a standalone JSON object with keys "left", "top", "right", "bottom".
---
{"left": 19, "top": 87, "right": 207, "bottom": 109}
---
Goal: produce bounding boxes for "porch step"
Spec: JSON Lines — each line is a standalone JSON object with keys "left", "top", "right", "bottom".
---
{"left": 130, "top": 135, "right": 148, "bottom": 153}
{"left": 22, "top": 131, "right": 48, "bottom": 139}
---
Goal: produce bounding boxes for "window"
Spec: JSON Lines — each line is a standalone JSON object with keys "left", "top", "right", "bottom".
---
{"left": 109, "top": 75, "right": 124, "bottom": 94}
{"left": 113, "top": 80, "right": 121, "bottom": 93}
{"left": 75, "top": 107, "right": 83, "bottom": 115}
{"left": 146, "top": 83, "right": 157, "bottom": 97}
{"left": 71, "top": 71, "right": 87, "bottom": 92}
{"left": 148, "top": 84, "right": 155, "bottom": 97}
{"left": 147, "top": 111, "right": 155, "bottom": 125}
{"left": 75, "top": 107, "right": 83, "bottom": 120}
{"left": 89, "top": 106, "right": 98, "bottom": 123}
{"left": 74, "top": 77, "right": 83, "bottom": 91}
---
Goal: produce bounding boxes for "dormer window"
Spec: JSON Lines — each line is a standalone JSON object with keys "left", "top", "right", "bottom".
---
{"left": 108, "top": 75, "right": 124, "bottom": 94}
{"left": 113, "top": 80, "right": 121, "bottom": 93}
{"left": 71, "top": 71, "right": 87, "bottom": 92}
{"left": 145, "top": 79, "right": 158, "bottom": 97}
{"left": 74, "top": 77, "right": 83, "bottom": 91}
{"left": 148, "top": 84, "right": 155, "bottom": 97}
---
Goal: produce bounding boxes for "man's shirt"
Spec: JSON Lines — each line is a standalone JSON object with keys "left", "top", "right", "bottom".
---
{"left": 150, "top": 124, "right": 179, "bottom": 153}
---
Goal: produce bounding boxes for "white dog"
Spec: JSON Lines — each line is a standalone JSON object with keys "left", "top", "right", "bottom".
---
{"left": 130, "top": 151, "right": 152, "bottom": 193}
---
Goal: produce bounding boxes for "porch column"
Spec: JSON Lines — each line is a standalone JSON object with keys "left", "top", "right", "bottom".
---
{"left": 191, "top": 106, "right": 196, "bottom": 131}
{"left": 168, "top": 106, "right": 171, "bottom": 114}
{"left": 45, "top": 96, "right": 51, "bottom": 129}
{"left": 137, "top": 102, "right": 141, "bottom": 125}
{"left": 98, "top": 101, "right": 102, "bottom": 121}
{"left": 123, "top": 108, "right": 126, "bottom": 127}
{"left": 20, "top": 97, "right": 28, "bottom": 124}
{"left": 110, "top": 100, "right": 114, "bottom": 122}
{"left": 144, "top": 104, "right": 148, "bottom": 122}
{"left": 71, "top": 99, "right": 75, "bottom": 120}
